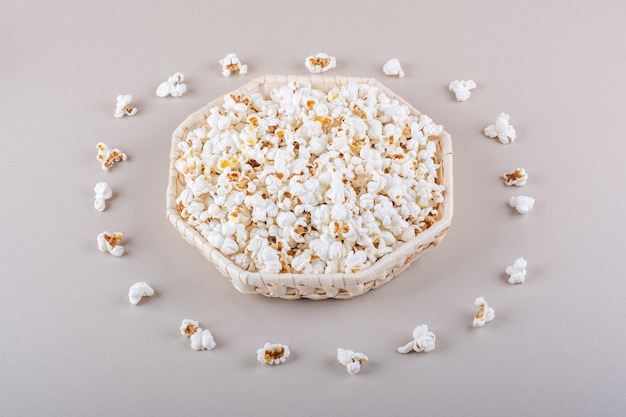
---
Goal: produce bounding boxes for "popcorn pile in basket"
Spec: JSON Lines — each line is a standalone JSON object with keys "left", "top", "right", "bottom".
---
{"left": 174, "top": 80, "right": 445, "bottom": 275}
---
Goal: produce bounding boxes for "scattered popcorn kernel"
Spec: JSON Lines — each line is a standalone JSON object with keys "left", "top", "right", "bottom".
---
{"left": 190, "top": 329, "right": 216, "bottom": 351}
{"left": 96, "top": 143, "right": 127, "bottom": 171}
{"left": 337, "top": 348, "right": 368, "bottom": 375}
{"left": 128, "top": 282, "right": 154, "bottom": 305}
{"left": 94, "top": 182, "right": 112, "bottom": 212}
{"left": 506, "top": 257, "right": 527, "bottom": 284}
{"left": 509, "top": 195, "right": 535, "bottom": 214}
{"left": 180, "top": 319, "right": 199, "bottom": 337}
{"left": 397, "top": 324, "right": 436, "bottom": 353}
{"left": 304, "top": 53, "right": 336, "bottom": 73}
{"left": 383, "top": 58, "right": 405, "bottom": 78}
{"left": 97, "top": 231, "right": 124, "bottom": 256}
{"left": 114, "top": 94, "right": 137, "bottom": 118}
{"left": 484, "top": 113, "right": 516, "bottom": 144}
{"left": 156, "top": 72, "right": 187, "bottom": 98}
{"left": 219, "top": 53, "right": 248, "bottom": 77}
{"left": 448, "top": 80, "right": 476, "bottom": 101}
{"left": 503, "top": 168, "right": 528, "bottom": 186}
{"left": 473, "top": 297, "right": 495, "bottom": 328}
{"left": 257, "top": 343, "right": 290, "bottom": 365}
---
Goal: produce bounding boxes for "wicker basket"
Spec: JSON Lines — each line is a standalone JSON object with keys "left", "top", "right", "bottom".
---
{"left": 166, "top": 74, "right": 453, "bottom": 300}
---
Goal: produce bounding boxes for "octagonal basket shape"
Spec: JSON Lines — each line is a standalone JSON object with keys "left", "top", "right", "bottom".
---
{"left": 166, "top": 74, "right": 453, "bottom": 300}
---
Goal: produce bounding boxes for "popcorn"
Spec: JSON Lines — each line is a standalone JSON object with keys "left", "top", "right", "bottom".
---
{"left": 509, "top": 195, "right": 535, "bottom": 214}
{"left": 180, "top": 319, "right": 216, "bottom": 350}
{"left": 114, "top": 94, "right": 137, "bottom": 118}
{"left": 156, "top": 72, "right": 187, "bottom": 98}
{"left": 174, "top": 81, "right": 446, "bottom": 274}
{"left": 473, "top": 297, "right": 495, "bottom": 328}
{"left": 190, "top": 329, "right": 216, "bottom": 351}
{"left": 97, "top": 231, "right": 124, "bottom": 256}
{"left": 94, "top": 182, "right": 112, "bottom": 212}
{"left": 505, "top": 257, "right": 527, "bottom": 284}
{"left": 484, "top": 113, "right": 516, "bottom": 144}
{"left": 180, "top": 319, "right": 199, "bottom": 336}
{"left": 448, "top": 80, "right": 476, "bottom": 101}
{"left": 397, "top": 324, "right": 436, "bottom": 353}
{"left": 383, "top": 58, "right": 405, "bottom": 78}
{"left": 257, "top": 343, "right": 290, "bottom": 365}
{"left": 337, "top": 348, "right": 368, "bottom": 374}
{"left": 219, "top": 53, "right": 248, "bottom": 77}
{"left": 304, "top": 53, "right": 336, "bottom": 73}
{"left": 503, "top": 168, "right": 528, "bottom": 186}
{"left": 128, "top": 282, "right": 154, "bottom": 305}
{"left": 96, "top": 143, "right": 127, "bottom": 171}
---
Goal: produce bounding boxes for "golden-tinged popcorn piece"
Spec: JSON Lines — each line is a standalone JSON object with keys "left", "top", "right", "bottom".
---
{"left": 114, "top": 94, "right": 137, "bottom": 118}
{"left": 97, "top": 231, "right": 124, "bottom": 256}
{"left": 337, "top": 348, "right": 368, "bottom": 374}
{"left": 503, "top": 168, "right": 528, "bottom": 186}
{"left": 219, "top": 53, "right": 248, "bottom": 77}
{"left": 473, "top": 297, "right": 495, "bottom": 328}
{"left": 397, "top": 324, "right": 436, "bottom": 353}
{"left": 180, "top": 319, "right": 199, "bottom": 336}
{"left": 257, "top": 343, "right": 290, "bottom": 365}
{"left": 128, "top": 282, "right": 154, "bottom": 305}
{"left": 304, "top": 53, "right": 336, "bottom": 73}
{"left": 96, "top": 143, "right": 127, "bottom": 171}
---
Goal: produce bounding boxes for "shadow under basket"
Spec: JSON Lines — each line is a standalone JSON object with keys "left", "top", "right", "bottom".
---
{"left": 166, "top": 74, "right": 453, "bottom": 300}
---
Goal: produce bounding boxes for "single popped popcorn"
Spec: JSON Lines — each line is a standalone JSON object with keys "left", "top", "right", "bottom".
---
{"left": 97, "top": 231, "right": 124, "bottom": 256}
{"left": 383, "top": 58, "right": 405, "bottom": 78}
{"left": 180, "top": 319, "right": 199, "bottom": 336}
{"left": 505, "top": 257, "right": 527, "bottom": 284}
{"left": 219, "top": 53, "right": 248, "bottom": 77}
{"left": 473, "top": 297, "right": 495, "bottom": 328}
{"left": 337, "top": 348, "right": 368, "bottom": 375}
{"left": 257, "top": 343, "right": 290, "bottom": 365}
{"left": 94, "top": 182, "right": 112, "bottom": 212}
{"left": 96, "top": 143, "right": 127, "bottom": 171}
{"left": 304, "top": 53, "right": 336, "bottom": 73}
{"left": 128, "top": 282, "right": 154, "bottom": 305}
{"left": 503, "top": 168, "right": 528, "bottom": 186}
{"left": 448, "top": 80, "right": 476, "bottom": 101}
{"left": 114, "top": 94, "right": 137, "bottom": 118}
{"left": 509, "top": 195, "right": 535, "bottom": 214}
{"left": 190, "top": 329, "right": 216, "bottom": 351}
{"left": 397, "top": 324, "right": 436, "bottom": 353}
{"left": 484, "top": 113, "right": 516, "bottom": 144}
{"left": 156, "top": 72, "right": 187, "bottom": 98}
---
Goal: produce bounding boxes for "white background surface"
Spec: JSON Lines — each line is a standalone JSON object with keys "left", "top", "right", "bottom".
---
{"left": 2, "top": 1, "right": 626, "bottom": 415}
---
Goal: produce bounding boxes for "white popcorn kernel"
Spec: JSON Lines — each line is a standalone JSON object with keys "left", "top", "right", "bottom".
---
{"left": 219, "top": 53, "right": 248, "bottom": 77}
{"left": 505, "top": 257, "right": 527, "bottom": 284}
{"left": 180, "top": 319, "right": 199, "bottom": 337}
{"left": 448, "top": 80, "right": 476, "bottom": 101}
{"left": 503, "top": 168, "right": 528, "bottom": 186}
{"left": 509, "top": 195, "right": 535, "bottom": 214}
{"left": 156, "top": 72, "right": 187, "bottom": 97}
{"left": 128, "top": 282, "right": 154, "bottom": 305}
{"left": 190, "top": 329, "right": 216, "bottom": 351}
{"left": 473, "top": 297, "right": 495, "bottom": 328}
{"left": 382, "top": 58, "right": 405, "bottom": 78}
{"left": 257, "top": 343, "right": 290, "bottom": 365}
{"left": 93, "top": 182, "right": 112, "bottom": 212}
{"left": 304, "top": 53, "right": 336, "bottom": 73}
{"left": 114, "top": 94, "right": 137, "bottom": 118}
{"left": 96, "top": 231, "right": 124, "bottom": 257}
{"left": 397, "top": 324, "right": 436, "bottom": 353}
{"left": 484, "top": 113, "right": 516, "bottom": 144}
{"left": 96, "top": 142, "right": 127, "bottom": 171}
{"left": 337, "top": 348, "right": 368, "bottom": 375}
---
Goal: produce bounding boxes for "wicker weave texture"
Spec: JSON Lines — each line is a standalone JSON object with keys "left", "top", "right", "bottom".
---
{"left": 166, "top": 74, "right": 453, "bottom": 300}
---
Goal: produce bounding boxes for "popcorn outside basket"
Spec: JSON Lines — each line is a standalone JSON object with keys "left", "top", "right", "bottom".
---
{"left": 166, "top": 74, "right": 453, "bottom": 300}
